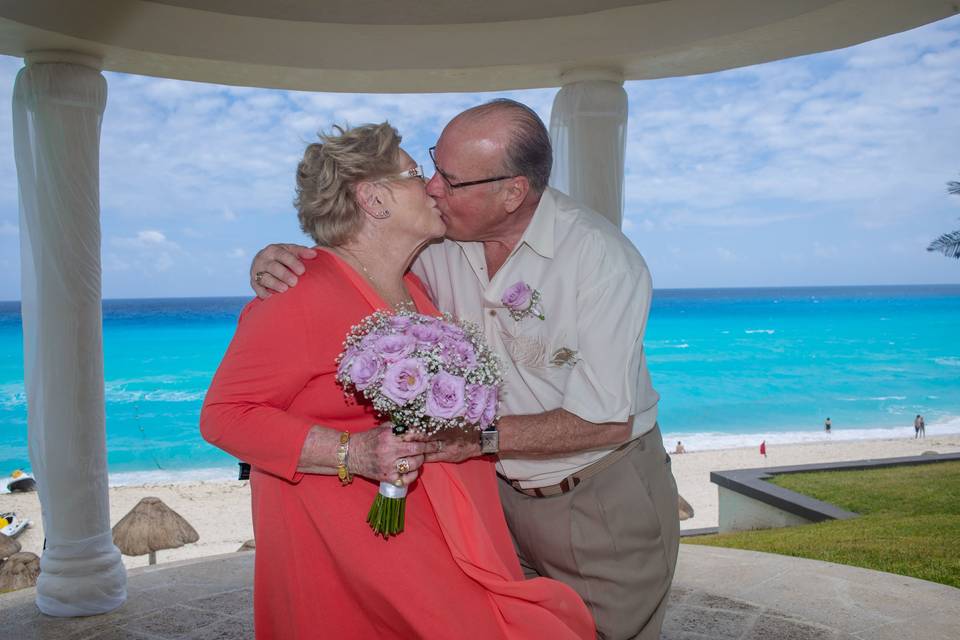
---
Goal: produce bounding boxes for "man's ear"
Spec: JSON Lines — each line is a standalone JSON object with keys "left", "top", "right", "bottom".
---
{"left": 502, "top": 176, "right": 530, "bottom": 214}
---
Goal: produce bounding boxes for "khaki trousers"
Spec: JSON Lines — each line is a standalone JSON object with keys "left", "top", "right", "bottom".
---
{"left": 498, "top": 424, "right": 680, "bottom": 640}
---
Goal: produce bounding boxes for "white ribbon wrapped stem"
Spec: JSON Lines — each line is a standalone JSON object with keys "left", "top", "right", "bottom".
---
{"left": 378, "top": 481, "right": 408, "bottom": 499}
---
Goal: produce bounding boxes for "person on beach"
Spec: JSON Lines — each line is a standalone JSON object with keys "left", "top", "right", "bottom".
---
{"left": 250, "top": 99, "right": 679, "bottom": 640}
{"left": 915, "top": 414, "right": 925, "bottom": 438}
{"left": 674, "top": 441, "right": 687, "bottom": 454}
{"left": 824, "top": 417, "right": 832, "bottom": 433}
{"left": 201, "top": 123, "right": 593, "bottom": 639}
{"left": 760, "top": 440, "right": 767, "bottom": 457}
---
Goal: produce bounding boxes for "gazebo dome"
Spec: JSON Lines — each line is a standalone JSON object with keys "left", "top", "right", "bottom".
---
{"left": 0, "top": 0, "right": 955, "bottom": 91}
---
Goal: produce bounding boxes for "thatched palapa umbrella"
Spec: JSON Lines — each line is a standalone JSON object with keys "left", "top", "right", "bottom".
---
{"left": 237, "top": 539, "right": 255, "bottom": 552}
{"left": 678, "top": 495, "right": 695, "bottom": 521}
{"left": 112, "top": 497, "right": 199, "bottom": 565}
{"left": 0, "top": 532, "right": 21, "bottom": 560}
{"left": 0, "top": 552, "right": 40, "bottom": 593}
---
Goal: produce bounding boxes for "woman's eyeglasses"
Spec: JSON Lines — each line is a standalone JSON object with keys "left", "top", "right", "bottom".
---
{"left": 380, "top": 165, "right": 427, "bottom": 183}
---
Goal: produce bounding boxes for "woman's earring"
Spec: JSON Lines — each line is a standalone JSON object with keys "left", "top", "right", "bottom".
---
{"left": 370, "top": 196, "right": 390, "bottom": 219}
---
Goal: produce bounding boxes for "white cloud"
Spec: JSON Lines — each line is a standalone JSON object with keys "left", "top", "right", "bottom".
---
{"left": 228, "top": 248, "right": 246, "bottom": 258}
{"left": 656, "top": 210, "right": 813, "bottom": 229}
{"left": 624, "top": 17, "right": 960, "bottom": 227}
{"left": 103, "top": 252, "right": 131, "bottom": 272}
{"left": 111, "top": 230, "right": 178, "bottom": 249}
{"left": 155, "top": 252, "right": 174, "bottom": 272}
{"left": 715, "top": 248, "right": 738, "bottom": 262}
{"left": 813, "top": 242, "right": 838, "bottom": 258}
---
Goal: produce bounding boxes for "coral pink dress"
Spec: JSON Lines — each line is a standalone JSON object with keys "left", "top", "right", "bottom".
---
{"left": 201, "top": 251, "right": 594, "bottom": 640}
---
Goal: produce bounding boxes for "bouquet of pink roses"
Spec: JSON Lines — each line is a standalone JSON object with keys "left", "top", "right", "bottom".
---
{"left": 336, "top": 307, "right": 502, "bottom": 537}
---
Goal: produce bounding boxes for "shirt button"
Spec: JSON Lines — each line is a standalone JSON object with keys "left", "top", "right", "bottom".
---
{"left": 489, "top": 310, "right": 496, "bottom": 316}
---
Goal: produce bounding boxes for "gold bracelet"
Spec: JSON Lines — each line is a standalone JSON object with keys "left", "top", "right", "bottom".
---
{"left": 336, "top": 431, "right": 352, "bottom": 485}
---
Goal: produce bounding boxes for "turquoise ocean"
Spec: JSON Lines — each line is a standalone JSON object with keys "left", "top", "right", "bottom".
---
{"left": 1, "top": 284, "right": 958, "bottom": 485}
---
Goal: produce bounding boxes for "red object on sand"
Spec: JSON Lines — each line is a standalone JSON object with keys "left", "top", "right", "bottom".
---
{"left": 760, "top": 441, "right": 767, "bottom": 456}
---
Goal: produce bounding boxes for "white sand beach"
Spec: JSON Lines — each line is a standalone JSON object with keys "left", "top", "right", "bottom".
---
{"left": 3, "top": 480, "right": 254, "bottom": 570}
{"left": 4, "top": 432, "right": 960, "bottom": 569}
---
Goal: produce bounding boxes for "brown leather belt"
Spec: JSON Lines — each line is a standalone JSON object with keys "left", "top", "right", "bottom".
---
{"left": 500, "top": 436, "right": 645, "bottom": 498}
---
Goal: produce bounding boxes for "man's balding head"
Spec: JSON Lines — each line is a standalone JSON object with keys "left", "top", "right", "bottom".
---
{"left": 453, "top": 99, "right": 553, "bottom": 194}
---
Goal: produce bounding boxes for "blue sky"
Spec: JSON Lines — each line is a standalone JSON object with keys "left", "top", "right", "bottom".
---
{"left": 1, "top": 15, "right": 959, "bottom": 300}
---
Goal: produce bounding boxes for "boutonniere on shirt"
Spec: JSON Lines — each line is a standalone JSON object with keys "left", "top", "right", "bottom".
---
{"left": 501, "top": 281, "right": 545, "bottom": 322}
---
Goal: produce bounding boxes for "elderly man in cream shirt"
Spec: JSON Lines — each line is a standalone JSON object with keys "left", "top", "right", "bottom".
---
{"left": 251, "top": 99, "right": 679, "bottom": 640}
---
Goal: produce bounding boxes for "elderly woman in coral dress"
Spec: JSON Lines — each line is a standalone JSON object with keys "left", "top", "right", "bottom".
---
{"left": 200, "top": 123, "right": 593, "bottom": 639}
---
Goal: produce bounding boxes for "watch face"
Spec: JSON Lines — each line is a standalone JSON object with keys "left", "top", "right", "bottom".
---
{"left": 481, "top": 429, "right": 499, "bottom": 454}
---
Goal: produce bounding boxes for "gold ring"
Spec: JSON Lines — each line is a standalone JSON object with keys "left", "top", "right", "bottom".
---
{"left": 394, "top": 478, "right": 404, "bottom": 487}
{"left": 255, "top": 271, "right": 267, "bottom": 285}
{"left": 396, "top": 458, "right": 410, "bottom": 474}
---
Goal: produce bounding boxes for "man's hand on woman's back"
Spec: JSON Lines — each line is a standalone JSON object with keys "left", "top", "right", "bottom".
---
{"left": 250, "top": 243, "right": 315, "bottom": 298}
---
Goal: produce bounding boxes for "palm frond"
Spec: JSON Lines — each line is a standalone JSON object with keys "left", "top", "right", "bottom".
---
{"left": 949, "top": 180, "right": 960, "bottom": 197}
{"left": 927, "top": 230, "right": 960, "bottom": 259}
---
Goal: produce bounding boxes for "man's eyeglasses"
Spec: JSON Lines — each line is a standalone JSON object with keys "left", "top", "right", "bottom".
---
{"left": 428, "top": 146, "right": 516, "bottom": 190}
{"left": 380, "top": 165, "right": 427, "bottom": 183}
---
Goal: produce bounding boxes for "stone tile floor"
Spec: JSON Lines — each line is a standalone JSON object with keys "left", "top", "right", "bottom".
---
{"left": 2, "top": 545, "right": 957, "bottom": 639}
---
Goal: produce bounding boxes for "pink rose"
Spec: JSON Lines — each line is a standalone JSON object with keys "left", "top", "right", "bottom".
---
{"left": 501, "top": 281, "right": 533, "bottom": 311}
{"left": 440, "top": 337, "right": 478, "bottom": 370}
{"left": 348, "top": 352, "right": 384, "bottom": 390}
{"left": 481, "top": 384, "right": 499, "bottom": 428}
{"left": 373, "top": 334, "right": 417, "bottom": 363}
{"left": 337, "top": 346, "right": 359, "bottom": 379}
{"left": 380, "top": 358, "right": 428, "bottom": 405}
{"left": 425, "top": 371, "right": 467, "bottom": 420}
{"left": 464, "top": 383, "right": 488, "bottom": 425}
{"left": 442, "top": 323, "right": 466, "bottom": 339}
{"left": 410, "top": 323, "right": 444, "bottom": 349}
{"left": 389, "top": 315, "right": 415, "bottom": 331}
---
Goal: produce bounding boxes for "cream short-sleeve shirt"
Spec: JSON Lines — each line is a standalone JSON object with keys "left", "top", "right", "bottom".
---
{"left": 413, "top": 187, "right": 659, "bottom": 488}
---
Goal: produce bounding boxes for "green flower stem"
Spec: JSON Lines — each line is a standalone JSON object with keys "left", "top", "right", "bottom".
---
{"left": 367, "top": 494, "right": 406, "bottom": 538}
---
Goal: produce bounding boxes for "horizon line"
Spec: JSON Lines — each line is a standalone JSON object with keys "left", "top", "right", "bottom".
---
{"left": 1, "top": 281, "right": 960, "bottom": 305}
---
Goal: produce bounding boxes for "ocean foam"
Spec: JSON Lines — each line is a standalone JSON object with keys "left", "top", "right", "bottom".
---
{"left": 0, "top": 383, "right": 26, "bottom": 408}
{"left": 108, "top": 466, "right": 237, "bottom": 487}
{"left": 2, "top": 381, "right": 206, "bottom": 407}
{"left": 103, "top": 387, "right": 206, "bottom": 403}
{"left": 662, "top": 416, "right": 960, "bottom": 452}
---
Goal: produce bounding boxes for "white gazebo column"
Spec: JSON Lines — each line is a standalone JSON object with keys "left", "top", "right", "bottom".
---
{"left": 13, "top": 50, "right": 126, "bottom": 616}
{"left": 548, "top": 69, "right": 629, "bottom": 227}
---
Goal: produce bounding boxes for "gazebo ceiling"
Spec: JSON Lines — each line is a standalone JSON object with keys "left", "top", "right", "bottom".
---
{"left": 0, "top": 0, "right": 955, "bottom": 92}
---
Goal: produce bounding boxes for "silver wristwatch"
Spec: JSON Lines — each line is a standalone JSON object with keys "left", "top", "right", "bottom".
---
{"left": 479, "top": 427, "right": 499, "bottom": 455}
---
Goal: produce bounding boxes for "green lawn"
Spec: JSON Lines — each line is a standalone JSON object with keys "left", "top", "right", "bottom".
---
{"left": 683, "top": 461, "right": 960, "bottom": 588}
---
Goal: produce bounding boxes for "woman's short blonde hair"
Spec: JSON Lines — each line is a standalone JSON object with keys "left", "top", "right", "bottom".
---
{"left": 294, "top": 122, "right": 402, "bottom": 246}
